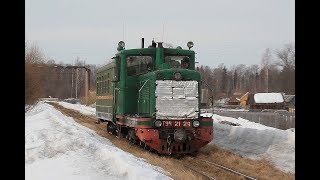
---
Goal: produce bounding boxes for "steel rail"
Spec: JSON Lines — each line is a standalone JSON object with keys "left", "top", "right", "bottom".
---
{"left": 198, "top": 158, "right": 258, "bottom": 180}
{"left": 184, "top": 164, "right": 216, "bottom": 180}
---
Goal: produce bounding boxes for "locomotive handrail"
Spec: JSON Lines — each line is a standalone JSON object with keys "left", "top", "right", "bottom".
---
{"left": 138, "top": 79, "right": 150, "bottom": 114}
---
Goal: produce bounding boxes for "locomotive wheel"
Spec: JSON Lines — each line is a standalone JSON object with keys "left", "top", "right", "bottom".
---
{"left": 106, "top": 122, "right": 117, "bottom": 135}
{"left": 115, "top": 125, "right": 127, "bottom": 138}
{"left": 95, "top": 118, "right": 101, "bottom": 124}
{"left": 190, "top": 151, "right": 198, "bottom": 157}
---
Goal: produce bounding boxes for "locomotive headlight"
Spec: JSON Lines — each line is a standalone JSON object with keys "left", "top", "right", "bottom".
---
{"left": 187, "top": 41, "right": 194, "bottom": 49}
{"left": 118, "top": 41, "right": 125, "bottom": 48}
{"left": 117, "top": 41, "right": 125, "bottom": 51}
{"left": 174, "top": 72, "right": 182, "bottom": 80}
{"left": 192, "top": 120, "right": 200, "bottom": 127}
{"left": 154, "top": 120, "right": 162, "bottom": 127}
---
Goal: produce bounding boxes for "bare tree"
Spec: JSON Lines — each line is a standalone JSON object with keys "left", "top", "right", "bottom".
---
{"left": 275, "top": 43, "right": 295, "bottom": 94}
{"left": 25, "top": 42, "right": 46, "bottom": 64}
{"left": 275, "top": 43, "right": 295, "bottom": 70}
{"left": 25, "top": 42, "right": 47, "bottom": 104}
{"left": 221, "top": 66, "right": 227, "bottom": 94}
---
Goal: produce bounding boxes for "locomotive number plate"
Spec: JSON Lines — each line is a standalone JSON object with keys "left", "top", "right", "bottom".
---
{"left": 162, "top": 120, "right": 191, "bottom": 128}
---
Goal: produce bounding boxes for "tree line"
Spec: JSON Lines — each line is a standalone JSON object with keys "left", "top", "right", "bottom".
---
{"left": 197, "top": 43, "right": 295, "bottom": 99}
{"left": 25, "top": 41, "right": 294, "bottom": 104}
{"left": 25, "top": 42, "right": 100, "bottom": 104}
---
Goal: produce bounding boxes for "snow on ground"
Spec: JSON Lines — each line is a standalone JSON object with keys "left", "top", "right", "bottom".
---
{"left": 214, "top": 98, "right": 229, "bottom": 105}
{"left": 25, "top": 101, "right": 171, "bottom": 180}
{"left": 213, "top": 108, "right": 249, "bottom": 112}
{"left": 56, "top": 101, "right": 96, "bottom": 116}
{"left": 28, "top": 100, "right": 294, "bottom": 175}
{"left": 202, "top": 113, "right": 295, "bottom": 173}
{"left": 204, "top": 113, "right": 277, "bottom": 130}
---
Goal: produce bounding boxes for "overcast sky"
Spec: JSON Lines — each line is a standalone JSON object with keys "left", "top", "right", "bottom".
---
{"left": 25, "top": 0, "right": 294, "bottom": 68}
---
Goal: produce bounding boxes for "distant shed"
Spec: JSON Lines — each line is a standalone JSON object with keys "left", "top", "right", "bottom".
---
{"left": 284, "top": 95, "right": 295, "bottom": 112}
{"left": 239, "top": 92, "right": 249, "bottom": 107}
{"left": 248, "top": 93, "right": 285, "bottom": 110}
{"left": 227, "top": 96, "right": 240, "bottom": 105}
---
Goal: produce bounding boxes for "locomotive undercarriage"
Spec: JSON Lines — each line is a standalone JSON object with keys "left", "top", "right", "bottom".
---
{"left": 106, "top": 121, "right": 213, "bottom": 155}
{"left": 137, "top": 127, "right": 212, "bottom": 155}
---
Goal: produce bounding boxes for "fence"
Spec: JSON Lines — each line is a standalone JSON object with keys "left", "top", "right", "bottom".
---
{"left": 213, "top": 111, "right": 295, "bottom": 130}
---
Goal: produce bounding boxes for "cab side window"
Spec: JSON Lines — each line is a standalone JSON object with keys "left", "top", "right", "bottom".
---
{"left": 181, "top": 57, "right": 190, "bottom": 69}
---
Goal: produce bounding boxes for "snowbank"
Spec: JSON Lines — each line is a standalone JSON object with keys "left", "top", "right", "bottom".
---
{"left": 207, "top": 113, "right": 295, "bottom": 173}
{"left": 25, "top": 102, "right": 171, "bottom": 180}
{"left": 56, "top": 101, "right": 96, "bottom": 116}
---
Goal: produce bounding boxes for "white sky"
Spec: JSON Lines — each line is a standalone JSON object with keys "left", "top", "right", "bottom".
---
{"left": 26, "top": 101, "right": 295, "bottom": 177}
{"left": 25, "top": 0, "right": 295, "bottom": 67}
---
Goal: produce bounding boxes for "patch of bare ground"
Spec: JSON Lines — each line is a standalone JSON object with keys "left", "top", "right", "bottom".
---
{"left": 48, "top": 102, "right": 294, "bottom": 180}
{"left": 195, "top": 145, "right": 295, "bottom": 180}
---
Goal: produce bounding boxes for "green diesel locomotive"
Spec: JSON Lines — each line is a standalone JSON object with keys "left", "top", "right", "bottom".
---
{"left": 96, "top": 39, "right": 213, "bottom": 155}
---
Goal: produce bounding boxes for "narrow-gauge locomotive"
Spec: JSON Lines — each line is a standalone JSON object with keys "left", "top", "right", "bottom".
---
{"left": 96, "top": 39, "right": 213, "bottom": 155}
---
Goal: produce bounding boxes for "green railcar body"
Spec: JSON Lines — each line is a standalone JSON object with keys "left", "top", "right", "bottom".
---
{"left": 96, "top": 46, "right": 200, "bottom": 120}
{"left": 96, "top": 61, "right": 116, "bottom": 121}
{"left": 96, "top": 40, "right": 213, "bottom": 154}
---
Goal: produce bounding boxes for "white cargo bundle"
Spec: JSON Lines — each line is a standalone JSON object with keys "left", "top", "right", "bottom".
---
{"left": 155, "top": 80, "right": 199, "bottom": 120}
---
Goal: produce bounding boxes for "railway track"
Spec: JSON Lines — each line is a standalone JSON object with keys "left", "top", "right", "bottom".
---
{"left": 95, "top": 119, "right": 259, "bottom": 180}
{"left": 183, "top": 164, "right": 216, "bottom": 180}
{"left": 183, "top": 157, "right": 258, "bottom": 180}
{"left": 93, "top": 123, "right": 257, "bottom": 179}
{"left": 197, "top": 158, "right": 257, "bottom": 180}
{"left": 94, "top": 120, "right": 258, "bottom": 179}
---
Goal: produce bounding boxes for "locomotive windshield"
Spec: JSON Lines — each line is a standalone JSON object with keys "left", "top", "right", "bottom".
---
{"left": 126, "top": 56, "right": 153, "bottom": 76}
{"left": 165, "top": 56, "right": 190, "bottom": 69}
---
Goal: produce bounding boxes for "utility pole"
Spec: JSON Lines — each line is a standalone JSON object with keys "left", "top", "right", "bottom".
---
{"left": 85, "top": 69, "right": 89, "bottom": 104}
{"left": 266, "top": 68, "right": 269, "bottom": 93}
{"left": 162, "top": 24, "right": 164, "bottom": 42}
{"left": 71, "top": 60, "right": 73, "bottom": 98}
{"left": 49, "top": 64, "right": 90, "bottom": 101}
{"left": 76, "top": 68, "right": 78, "bottom": 99}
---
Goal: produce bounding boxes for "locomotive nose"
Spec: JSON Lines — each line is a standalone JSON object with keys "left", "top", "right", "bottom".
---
{"left": 174, "top": 129, "right": 187, "bottom": 143}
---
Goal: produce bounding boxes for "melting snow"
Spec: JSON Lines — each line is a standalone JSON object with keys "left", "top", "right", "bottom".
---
{"left": 25, "top": 101, "right": 171, "bottom": 180}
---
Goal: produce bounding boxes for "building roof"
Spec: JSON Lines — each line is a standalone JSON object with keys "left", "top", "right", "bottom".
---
{"left": 240, "top": 92, "right": 249, "bottom": 100}
{"left": 253, "top": 93, "right": 284, "bottom": 104}
{"left": 228, "top": 96, "right": 240, "bottom": 103}
{"left": 284, "top": 95, "right": 295, "bottom": 103}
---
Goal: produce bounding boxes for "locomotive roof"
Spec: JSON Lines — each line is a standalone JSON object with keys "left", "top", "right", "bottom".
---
{"left": 97, "top": 59, "right": 116, "bottom": 73}
{"left": 119, "top": 47, "right": 195, "bottom": 55}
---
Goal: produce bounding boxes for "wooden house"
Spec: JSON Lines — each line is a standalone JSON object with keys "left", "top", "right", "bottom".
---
{"left": 227, "top": 96, "right": 240, "bottom": 105}
{"left": 248, "top": 93, "right": 285, "bottom": 110}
